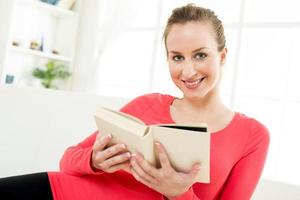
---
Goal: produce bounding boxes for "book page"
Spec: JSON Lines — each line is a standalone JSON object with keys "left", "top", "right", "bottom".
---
{"left": 94, "top": 107, "right": 156, "bottom": 162}
{"left": 99, "top": 107, "right": 146, "bottom": 125}
{"left": 95, "top": 115, "right": 147, "bottom": 153}
{"left": 95, "top": 107, "right": 146, "bottom": 137}
{"left": 150, "top": 125, "right": 210, "bottom": 183}
{"left": 158, "top": 123, "right": 207, "bottom": 132}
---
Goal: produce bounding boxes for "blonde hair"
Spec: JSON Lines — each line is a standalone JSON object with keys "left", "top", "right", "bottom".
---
{"left": 163, "top": 4, "right": 226, "bottom": 52}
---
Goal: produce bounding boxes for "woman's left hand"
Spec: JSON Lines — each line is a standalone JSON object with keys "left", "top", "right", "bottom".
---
{"left": 130, "top": 142, "right": 201, "bottom": 199}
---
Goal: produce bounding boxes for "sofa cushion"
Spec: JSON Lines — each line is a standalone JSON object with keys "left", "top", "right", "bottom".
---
{"left": 0, "top": 86, "right": 128, "bottom": 177}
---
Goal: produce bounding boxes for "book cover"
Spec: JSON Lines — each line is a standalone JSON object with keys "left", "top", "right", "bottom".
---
{"left": 94, "top": 107, "right": 210, "bottom": 183}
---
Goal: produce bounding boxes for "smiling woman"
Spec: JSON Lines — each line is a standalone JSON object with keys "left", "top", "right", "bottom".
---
{"left": 0, "top": 4, "right": 269, "bottom": 200}
{"left": 166, "top": 21, "right": 226, "bottom": 102}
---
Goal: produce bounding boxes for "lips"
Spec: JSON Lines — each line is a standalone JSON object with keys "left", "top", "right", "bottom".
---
{"left": 182, "top": 77, "right": 206, "bottom": 89}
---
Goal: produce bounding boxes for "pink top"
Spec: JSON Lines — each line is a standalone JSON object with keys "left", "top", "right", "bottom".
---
{"left": 48, "top": 93, "right": 270, "bottom": 200}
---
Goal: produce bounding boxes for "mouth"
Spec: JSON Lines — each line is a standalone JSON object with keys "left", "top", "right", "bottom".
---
{"left": 182, "top": 77, "right": 206, "bottom": 89}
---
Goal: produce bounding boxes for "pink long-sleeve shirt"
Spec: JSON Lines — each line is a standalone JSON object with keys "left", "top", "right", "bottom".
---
{"left": 48, "top": 93, "right": 270, "bottom": 200}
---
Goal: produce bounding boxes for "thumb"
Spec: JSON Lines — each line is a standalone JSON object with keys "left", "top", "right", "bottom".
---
{"left": 188, "top": 163, "right": 201, "bottom": 178}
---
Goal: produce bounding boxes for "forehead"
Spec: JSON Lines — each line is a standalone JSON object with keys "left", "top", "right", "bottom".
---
{"left": 166, "top": 22, "right": 217, "bottom": 51}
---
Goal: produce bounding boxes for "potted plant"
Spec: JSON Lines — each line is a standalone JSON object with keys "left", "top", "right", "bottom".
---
{"left": 32, "top": 61, "right": 71, "bottom": 89}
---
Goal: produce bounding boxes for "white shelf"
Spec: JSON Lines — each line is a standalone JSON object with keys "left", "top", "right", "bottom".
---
{"left": 18, "top": 0, "right": 78, "bottom": 18}
{"left": 0, "top": 0, "right": 81, "bottom": 89}
{"left": 10, "top": 46, "right": 72, "bottom": 62}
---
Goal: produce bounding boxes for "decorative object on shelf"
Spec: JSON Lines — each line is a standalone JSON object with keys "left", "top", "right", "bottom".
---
{"left": 32, "top": 61, "right": 71, "bottom": 89}
{"left": 5, "top": 74, "right": 15, "bottom": 84}
{"left": 56, "top": 0, "right": 76, "bottom": 10}
{"left": 52, "top": 49, "right": 59, "bottom": 55}
{"left": 39, "top": 36, "right": 44, "bottom": 52}
{"left": 12, "top": 41, "right": 20, "bottom": 47}
{"left": 40, "top": 0, "right": 59, "bottom": 5}
{"left": 30, "top": 40, "right": 40, "bottom": 50}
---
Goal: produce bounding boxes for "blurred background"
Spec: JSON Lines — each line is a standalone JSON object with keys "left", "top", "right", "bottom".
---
{"left": 0, "top": 0, "right": 300, "bottom": 188}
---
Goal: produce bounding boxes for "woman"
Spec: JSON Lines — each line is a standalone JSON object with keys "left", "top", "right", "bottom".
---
{"left": 0, "top": 4, "right": 269, "bottom": 200}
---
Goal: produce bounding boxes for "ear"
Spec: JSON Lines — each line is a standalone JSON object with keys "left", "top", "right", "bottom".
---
{"left": 220, "top": 47, "right": 227, "bottom": 66}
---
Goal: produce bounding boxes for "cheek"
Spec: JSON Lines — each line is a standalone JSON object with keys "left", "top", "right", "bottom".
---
{"left": 207, "top": 66, "right": 218, "bottom": 77}
{"left": 205, "top": 59, "right": 221, "bottom": 77}
{"left": 168, "top": 64, "right": 181, "bottom": 78}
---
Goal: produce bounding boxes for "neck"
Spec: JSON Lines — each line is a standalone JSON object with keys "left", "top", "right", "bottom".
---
{"left": 181, "top": 87, "right": 224, "bottom": 113}
{"left": 171, "top": 87, "right": 234, "bottom": 130}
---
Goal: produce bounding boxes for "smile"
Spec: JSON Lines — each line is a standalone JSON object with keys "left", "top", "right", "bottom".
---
{"left": 182, "top": 77, "right": 206, "bottom": 89}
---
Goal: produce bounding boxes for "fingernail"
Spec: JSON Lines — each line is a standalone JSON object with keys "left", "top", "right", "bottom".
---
{"left": 121, "top": 144, "right": 126, "bottom": 149}
{"left": 131, "top": 153, "right": 137, "bottom": 158}
{"left": 107, "top": 134, "right": 112, "bottom": 139}
{"left": 130, "top": 158, "right": 136, "bottom": 163}
{"left": 155, "top": 142, "right": 160, "bottom": 147}
{"left": 125, "top": 152, "right": 131, "bottom": 158}
{"left": 132, "top": 153, "right": 141, "bottom": 161}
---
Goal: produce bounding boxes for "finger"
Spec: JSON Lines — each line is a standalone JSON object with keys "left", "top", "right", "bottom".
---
{"left": 130, "top": 166, "right": 156, "bottom": 190}
{"left": 182, "top": 163, "right": 201, "bottom": 182}
{"left": 186, "top": 163, "right": 201, "bottom": 180}
{"left": 131, "top": 153, "right": 158, "bottom": 178}
{"left": 130, "top": 155, "right": 158, "bottom": 185}
{"left": 155, "top": 142, "right": 172, "bottom": 169}
{"left": 105, "top": 161, "right": 131, "bottom": 173}
{"left": 93, "top": 134, "right": 112, "bottom": 152}
{"left": 100, "top": 143, "right": 127, "bottom": 160}
{"left": 98, "top": 151, "right": 130, "bottom": 170}
{"left": 93, "top": 143, "right": 127, "bottom": 169}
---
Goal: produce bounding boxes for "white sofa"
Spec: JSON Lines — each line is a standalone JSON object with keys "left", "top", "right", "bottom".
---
{"left": 0, "top": 86, "right": 129, "bottom": 177}
{"left": 1, "top": 86, "right": 300, "bottom": 199}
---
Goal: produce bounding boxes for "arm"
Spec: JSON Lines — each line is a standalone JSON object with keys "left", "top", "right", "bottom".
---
{"left": 164, "top": 187, "right": 200, "bottom": 200}
{"left": 219, "top": 121, "right": 270, "bottom": 200}
{"left": 130, "top": 143, "right": 202, "bottom": 200}
{"left": 59, "top": 94, "right": 155, "bottom": 176}
{"left": 59, "top": 131, "right": 103, "bottom": 176}
{"left": 60, "top": 94, "right": 146, "bottom": 176}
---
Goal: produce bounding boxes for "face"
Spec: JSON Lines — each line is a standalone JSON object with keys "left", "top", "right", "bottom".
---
{"left": 166, "top": 21, "right": 227, "bottom": 100}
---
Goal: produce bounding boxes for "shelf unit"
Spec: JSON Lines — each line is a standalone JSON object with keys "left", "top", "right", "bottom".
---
{"left": 10, "top": 46, "right": 72, "bottom": 62}
{"left": 0, "top": 0, "right": 81, "bottom": 89}
{"left": 21, "top": 0, "right": 78, "bottom": 17}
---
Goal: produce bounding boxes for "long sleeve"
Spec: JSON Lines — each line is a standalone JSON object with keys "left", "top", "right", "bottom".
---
{"left": 59, "top": 94, "right": 156, "bottom": 176}
{"left": 167, "top": 187, "right": 200, "bottom": 200}
{"left": 59, "top": 131, "right": 104, "bottom": 176}
{"left": 219, "top": 120, "right": 270, "bottom": 200}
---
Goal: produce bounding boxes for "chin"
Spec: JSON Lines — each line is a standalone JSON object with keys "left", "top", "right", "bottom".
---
{"left": 180, "top": 80, "right": 218, "bottom": 100}
{"left": 182, "top": 90, "right": 208, "bottom": 100}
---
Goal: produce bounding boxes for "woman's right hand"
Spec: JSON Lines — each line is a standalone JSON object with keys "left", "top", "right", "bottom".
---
{"left": 91, "top": 133, "right": 131, "bottom": 173}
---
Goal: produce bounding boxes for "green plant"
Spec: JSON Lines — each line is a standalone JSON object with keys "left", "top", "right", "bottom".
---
{"left": 32, "top": 61, "right": 71, "bottom": 89}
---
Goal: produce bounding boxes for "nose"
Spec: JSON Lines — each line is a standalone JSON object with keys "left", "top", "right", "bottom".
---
{"left": 182, "top": 60, "right": 197, "bottom": 79}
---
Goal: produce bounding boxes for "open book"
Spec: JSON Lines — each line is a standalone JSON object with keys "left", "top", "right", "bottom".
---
{"left": 94, "top": 107, "right": 210, "bottom": 183}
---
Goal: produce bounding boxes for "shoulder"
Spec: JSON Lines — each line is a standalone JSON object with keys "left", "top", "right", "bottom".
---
{"left": 236, "top": 113, "right": 270, "bottom": 152}
{"left": 237, "top": 113, "right": 269, "bottom": 138}
{"left": 121, "top": 93, "right": 174, "bottom": 109}
{"left": 119, "top": 93, "right": 174, "bottom": 116}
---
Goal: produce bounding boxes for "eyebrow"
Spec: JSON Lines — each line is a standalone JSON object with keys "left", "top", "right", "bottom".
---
{"left": 168, "top": 47, "right": 208, "bottom": 54}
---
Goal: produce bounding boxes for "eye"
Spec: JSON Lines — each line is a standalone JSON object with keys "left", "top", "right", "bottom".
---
{"left": 194, "top": 52, "right": 207, "bottom": 60}
{"left": 172, "top": 55, "right": 184, "bottom": 62}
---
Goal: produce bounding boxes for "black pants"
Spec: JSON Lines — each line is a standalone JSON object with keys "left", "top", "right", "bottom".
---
{"left": 0, "top": 172, "right": 53, "bottom": 200}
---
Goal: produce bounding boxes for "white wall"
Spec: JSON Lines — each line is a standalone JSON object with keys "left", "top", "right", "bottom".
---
{"left": 70, "top": 0, "right": 101, "bottom": 92}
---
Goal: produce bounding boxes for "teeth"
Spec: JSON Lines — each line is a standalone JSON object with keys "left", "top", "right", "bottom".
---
{"left": 184, "top": 78, "right": 203, "bottom": 89}
{"left": 185, "top": 79, "right": 200, "bottom": 87}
